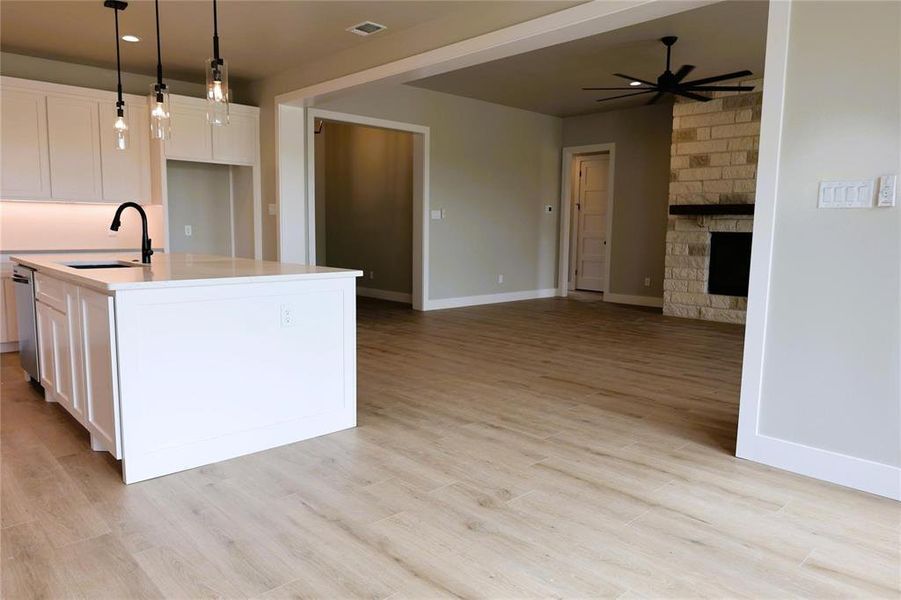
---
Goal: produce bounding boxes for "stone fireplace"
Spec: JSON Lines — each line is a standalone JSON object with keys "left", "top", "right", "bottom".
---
{"left": 663, "top": 79, "right": 763, "bottom": 324}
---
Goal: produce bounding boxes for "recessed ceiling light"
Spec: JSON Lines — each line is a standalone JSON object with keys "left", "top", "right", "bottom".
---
{"left": 629, "top": 81, "right": 642, "bottom": 87}
{"left": 347, "top": 21, "right": 387, "bottom": 36}
{"left": 122, "top": 34, "right": 140, "bottom": 42}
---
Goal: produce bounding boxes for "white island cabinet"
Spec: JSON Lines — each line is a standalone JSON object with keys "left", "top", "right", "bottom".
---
{"left": 12, "top": 254, "right": 362, "bottom": 484}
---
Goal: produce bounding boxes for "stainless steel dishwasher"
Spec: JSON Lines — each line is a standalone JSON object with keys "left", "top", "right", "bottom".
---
{"left": 12, "top": 265, "right": 40, "bottom": 383}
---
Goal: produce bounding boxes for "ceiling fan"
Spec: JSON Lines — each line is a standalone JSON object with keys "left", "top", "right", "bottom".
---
{"left": 583, "top": 36, "right": 753, "bottom": 104}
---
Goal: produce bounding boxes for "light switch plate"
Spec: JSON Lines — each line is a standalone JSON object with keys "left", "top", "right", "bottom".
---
{"left": 877, "top": 174, "right": 897, "bottom": 207}
{"left": 818, "top": 180, "right": 874, "bottom": 208}
{"left": 184, "top": 225, "right": 193, "bottom": 236}
{"left": 430, "top": 209, "right": 444, "bottom": 220}
{"left": 268, "top": 203, "right": 277, "bottom": 216}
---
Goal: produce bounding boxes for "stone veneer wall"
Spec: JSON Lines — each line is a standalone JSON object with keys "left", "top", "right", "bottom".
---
{"left": 663, "top": 79, "right": 763, "bottom": 324}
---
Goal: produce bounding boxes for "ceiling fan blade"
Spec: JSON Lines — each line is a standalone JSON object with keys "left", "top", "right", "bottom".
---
{"left": 682, "top": 70, "right": 753, "bottom": 87}
{"left": 673, "top": 64, "right": 695, "bottom": 82}
{"left": 613, "top": 73, "right": 656, "bottom": 86}
{"left": 673, "top": 90, "right": 712, "bottom": 102}
{"left": 595, "top": 90, "right": 656, "bottom": 102}
{"left": 647, "top": 92, "right": 665, "bottom": 105}
{"left": 582, "top": 87, "right": 650, "bottom": 91}
{"left": 683, "top": 85, "right": 755, "bottom": 92}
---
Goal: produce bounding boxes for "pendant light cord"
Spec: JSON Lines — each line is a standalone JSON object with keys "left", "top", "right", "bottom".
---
{"left": 154, "top": 0, "right": 164, "bottom": 94}
{"left": 113, "top": 6, "right": 124, "bottom": 114}
{"left": 212, "top": 0, "right": 220, "bottom": 62}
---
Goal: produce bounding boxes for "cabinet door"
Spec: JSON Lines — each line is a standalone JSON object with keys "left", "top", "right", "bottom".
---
{"left": 99, "top": 101, "right": 151, "bottom": 203}
{"left": 0, "top": 88, "right": 51, "bottom": 198}
{"left": 46, "top": 95, "right": 103, "bottom": 201}
{"left": 165, "top": 102, "right": 212, "bottom": 162}
{"left": 212, "top": 111, "right": 257, "bottom": 165}
{"left": 36, "top": 300, "right": 72, "bottom": 410}
{"left": 1, "top": 277, "right": 19, "bottom": 344}
{"left": 36, "top": 301, "right": 56, "bottom": 395}
{"left": 64, "top": 285, "right": 86, "bottom": 424}
{"left": 79, "top": 288, "right": 121, "bottom": 458}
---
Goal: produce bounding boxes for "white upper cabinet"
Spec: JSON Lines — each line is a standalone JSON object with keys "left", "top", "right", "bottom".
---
{"left": 0, "top": 77, "right": 152, "bottom": 204}
{"left": 212, "top": 109, "right": 258, "bottom": 165}
{"left": 165, "top": 99, "right": 213, "bottom": 162}
{"left": 163, "top": 95, "right": 258, "bottom": 166}
{"left": 46, "top": 95, "right": 103, "bottom": 202}
{"left": 99, "top": 101, "right": 151, "bottom": 203}
{"left": 0, "top": 88, "right": 51, "bottom": 199}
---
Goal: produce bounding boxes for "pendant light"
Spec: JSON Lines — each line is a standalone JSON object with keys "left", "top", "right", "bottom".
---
{"left": 104, "top": 0, "right": 129, "bottom": 150}
{"left": 149, "top": 0, "right": 171, "bottom": 140}
{"left": 205, "top": 0, "right": 229, "bottom": 126}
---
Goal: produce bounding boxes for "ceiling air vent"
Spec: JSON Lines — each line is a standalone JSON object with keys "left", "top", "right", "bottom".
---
{"left": 347, "top": 21, "right": 387, "bottom": 36}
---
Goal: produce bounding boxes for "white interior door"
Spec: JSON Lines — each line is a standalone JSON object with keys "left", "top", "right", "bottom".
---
{"left": 574, "top": 155, "right": 610, "bottom": 292}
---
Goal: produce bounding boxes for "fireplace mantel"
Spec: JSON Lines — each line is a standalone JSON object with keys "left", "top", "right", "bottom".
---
{"left": 669, "top": 204, "right": 755, "bottom": 216}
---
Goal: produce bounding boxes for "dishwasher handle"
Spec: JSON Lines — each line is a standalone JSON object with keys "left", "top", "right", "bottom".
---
{"left": 12, "top": 275, "right": 31, "bottom": 284}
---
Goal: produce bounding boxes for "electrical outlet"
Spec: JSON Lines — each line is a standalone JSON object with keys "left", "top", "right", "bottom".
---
{"left": 184, "top": 225, "right": 193, "bottom": 237}
{"left": 268, "top": 203, "right": 277, "bottom": 216}
{"left": 497, "top": 274, "right": 504, "bottom": 284}
{"left": 644, "top": 277, "right": 651, "bottom": 287}
{"left": 280, "top": 304, "right": 295, "bottom": 328}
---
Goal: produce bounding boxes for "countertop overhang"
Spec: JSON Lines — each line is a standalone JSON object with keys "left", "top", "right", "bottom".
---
{"left": 11, "top": 253, "right": 363, "bottom": 292}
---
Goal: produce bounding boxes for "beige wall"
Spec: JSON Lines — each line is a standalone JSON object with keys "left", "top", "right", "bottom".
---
{"left": 317, "top": 122, "right": 413, "bottom": 295}
{"left": 561, "top": 104, "right": 672, "bottom": 300}
{"left": 0, "top": 52, "right": 210, "bottom": 98}
{"left": 758, "top": 1, "right": 900, "bottom": 466}
{"left": 314, "top": 84, "right": 561, "bottom": 299}
{"left": 166, "top": 161, "right": 232, "bottom": 256}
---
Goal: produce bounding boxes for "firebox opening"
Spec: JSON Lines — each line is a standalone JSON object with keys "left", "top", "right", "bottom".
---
{"left": 708, "top": 232, "right": 752, "bottom": 297}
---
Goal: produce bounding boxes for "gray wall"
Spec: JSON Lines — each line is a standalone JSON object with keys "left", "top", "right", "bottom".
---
{"left": 758, "top": 1, "right": 900, "bottom": 466}
{"left": 166, "top": 161, "right": 232, "bottom": 256}
{"left": 317, "top": 121, "right": 414, "bottom": 295}
{"left": 315, "top": 84, "right": 562, "bottom": 300}
{"left": 562, "top": 104, "right": 673, "bottom": 300}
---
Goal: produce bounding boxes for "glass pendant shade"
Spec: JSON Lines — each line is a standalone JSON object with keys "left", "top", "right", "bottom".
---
{"left": 149, "top": 83, "right": 171, "bottom": 140}
{"left": 206, "top": 58, "right": 229, "bottom": 126}
{"left": 114, "top": 105, "right": 129, "bottom": 151}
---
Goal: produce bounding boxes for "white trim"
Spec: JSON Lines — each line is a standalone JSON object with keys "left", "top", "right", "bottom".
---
{"left": 733, "top": 0, "right": 898, "bottom": 501}
{"left": 602, "top": 293, "right": 663, "bottom": 308}
{"left": 559, "top": 145, "right": 616, "bottom": 296}
{"left": 1, "top": 342, "right": 19, "bottom": 354}
{"left": 424, "top": 288, "right": 557, "bottom": 311}
{"left": 356, "top": 287, "right": 412, "bottom": 304}
{"left": 305, "top": 109, "right": 429, "bottom": 312}
{"left": 739, "top": 433, "right": 900, "bottom": 501}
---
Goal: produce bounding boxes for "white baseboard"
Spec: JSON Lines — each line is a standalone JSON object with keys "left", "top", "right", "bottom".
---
{"left": 425, "top": 288, "right": 557, "bottom": 311}
{"left": 737, "top": 432, "right": 900, "bottom": 500}
{"left": 1, "top": 342, "right": 19, "bottom": 353}
{"left": 356, "top": 286, "right": 412, "bottom": 304}
{"left": 603, "top": 293, "right": 664, "bottom": 308}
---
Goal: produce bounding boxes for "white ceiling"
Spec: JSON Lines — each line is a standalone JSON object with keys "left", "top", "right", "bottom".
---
{"left": 408, "top": 1, "right": 769, "bottom": 117}
{"left": 0, "top": 1, "right": 582, "bottom": 87}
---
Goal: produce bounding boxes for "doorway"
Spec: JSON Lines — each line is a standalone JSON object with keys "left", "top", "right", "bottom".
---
{"left": 312, "top": 118, "right": 416, "bottom": 305}
{"left": 572, "top": 154, "right": 611, "bottom": 292}
{"left": 305, "top": 109, "right": 429, "bottom": 310}
{"left": 559, "top": 144, "right": 616, "bottom": 295}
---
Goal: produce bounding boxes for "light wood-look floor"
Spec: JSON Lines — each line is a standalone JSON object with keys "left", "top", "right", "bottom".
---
{"left": 2, "top": 296, "right": 898, "bottom": 599}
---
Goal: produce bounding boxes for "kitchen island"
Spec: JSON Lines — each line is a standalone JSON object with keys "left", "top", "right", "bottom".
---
{"left": 11, "top": 253, "right": 362, "bottom": 483}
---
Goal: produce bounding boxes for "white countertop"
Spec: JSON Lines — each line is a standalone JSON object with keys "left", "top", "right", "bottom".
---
{"left": 10, "top": 253, "right": 362, "bottom": 292}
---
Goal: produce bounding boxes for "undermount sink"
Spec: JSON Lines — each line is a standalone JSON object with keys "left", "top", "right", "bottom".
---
{"left": 65, "top": 262, "right": 142, "bottom": 270}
